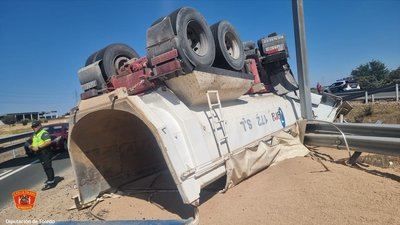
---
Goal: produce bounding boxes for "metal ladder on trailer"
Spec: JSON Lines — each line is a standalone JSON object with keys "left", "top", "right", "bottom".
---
{"left": 206, "top": 90, "right": 230, "bottom": 153}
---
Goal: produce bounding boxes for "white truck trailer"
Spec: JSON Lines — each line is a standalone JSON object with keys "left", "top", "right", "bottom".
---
{"left": 69, "top": 7, "right": 347, "bottom": 209}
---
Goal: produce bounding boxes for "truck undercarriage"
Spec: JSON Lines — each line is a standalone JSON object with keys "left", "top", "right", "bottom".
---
{"left": 70, "top": 6, "right": 347, "bottom": 211}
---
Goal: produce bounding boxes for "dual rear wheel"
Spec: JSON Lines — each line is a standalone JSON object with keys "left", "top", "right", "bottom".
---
{"left": 154, "top": 7, "right": 245, "bottom": 71}
{"left": 85, "top": 7, "right": 245, "bottom": 79}
{"left": 211, "top": 20, "right": 244, "bottom": 71}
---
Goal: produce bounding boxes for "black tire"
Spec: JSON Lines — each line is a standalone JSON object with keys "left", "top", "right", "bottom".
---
{"left": 89, "top": 43, "right": 139, "bottom": 79}
{"left": 85, "top": 50, "right": 99, "bottom": 66}
{"left": 168, "top": 7, "right": 215, "bottom": 72}
{"left": 211, "top": 20, "right": 245, "bottom": 71}
{"left": 98, "top": 43, "right": 139, "bottom": 79}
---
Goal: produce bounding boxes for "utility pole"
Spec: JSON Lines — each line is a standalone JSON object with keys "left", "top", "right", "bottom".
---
{"left": 292, "top": 0, "right": 313, "bottom": 120}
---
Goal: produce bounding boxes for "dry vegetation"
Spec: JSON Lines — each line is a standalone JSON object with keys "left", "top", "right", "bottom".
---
{"left": 343, "top": 101, "right": 400, "bottom": 172}
{"left": 359, "top": 154, "right": 400, "bottom": 172}
{"left": 0, "top": 118, "right": 68, "bottom": 137}
{"left": 345, "top": 101, "right": 400, "bottom": 124}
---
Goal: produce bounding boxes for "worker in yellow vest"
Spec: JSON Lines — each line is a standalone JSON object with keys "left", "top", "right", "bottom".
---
{"left": 30, "top": 120, "right": 55, "bottom": 190}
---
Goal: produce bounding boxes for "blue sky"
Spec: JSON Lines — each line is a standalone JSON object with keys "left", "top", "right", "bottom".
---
{"left": 0, "top": 0, "right": 399, "bottom": 114}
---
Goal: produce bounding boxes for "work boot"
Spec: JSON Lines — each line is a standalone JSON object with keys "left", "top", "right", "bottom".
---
{"left": 45, "top": 179, "right": 55, "bottom": 184}
{"left": 41, "top": 183, "right": 55, "bottom": 191}
{"left": 41, "top": 180, "right": 56, "bottom": 191}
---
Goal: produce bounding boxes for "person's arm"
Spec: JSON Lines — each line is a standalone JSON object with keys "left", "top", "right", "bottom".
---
{"left": 29, "top": 138, "right": 36, "bottom": 151}
{"left": 39, "top": 139, "right": 52, "bottom": 149}
{"left": 37, "top": 132, "right": 52, "bottom": 150}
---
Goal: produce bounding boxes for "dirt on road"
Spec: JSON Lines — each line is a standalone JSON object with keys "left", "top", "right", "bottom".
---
{"left": 1, "top": 147, "right": 399, "bottom": 225}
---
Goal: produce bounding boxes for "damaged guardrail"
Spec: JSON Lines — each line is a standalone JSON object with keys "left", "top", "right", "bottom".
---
{"left": 304, "top": 122, "right": 400, "bottom": 157}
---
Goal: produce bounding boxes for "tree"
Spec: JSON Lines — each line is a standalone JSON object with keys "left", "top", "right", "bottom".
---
{"left": 350, "top": 60, "right": 389, "bottom": 89}
{"left": 21, "top": 119, "right": 30, "bottom": 126}
{"left": 388, "top": 66, "right": 400, "bottom": 84}
{"left": 1, "top": 115, "right": 16, "bottom": 125}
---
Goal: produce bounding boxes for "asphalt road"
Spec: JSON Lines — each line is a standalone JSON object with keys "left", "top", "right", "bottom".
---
{"left": 0, "top": 150, "right": 71, "bottom": 209}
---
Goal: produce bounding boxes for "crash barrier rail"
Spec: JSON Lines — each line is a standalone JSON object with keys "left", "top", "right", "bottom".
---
{"left": 332, "top": 83, "right": 399, "bottom": 102}
{"left": 0, "top": 131, "right": 33, "bottom": 156}
{"left": 304, "top": 122, "right": 400, "bottom": 162}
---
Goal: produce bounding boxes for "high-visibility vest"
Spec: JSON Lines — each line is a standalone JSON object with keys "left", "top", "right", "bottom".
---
{"left": 31, "top": 129, "right": 50, "bottom": 148}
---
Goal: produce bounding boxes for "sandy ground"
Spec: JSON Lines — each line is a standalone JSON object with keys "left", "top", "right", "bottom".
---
{"left": 1, "top": 147, "right": 399, "bottom": 225}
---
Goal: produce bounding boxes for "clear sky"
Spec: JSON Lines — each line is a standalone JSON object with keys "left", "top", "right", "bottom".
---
{"left": 0, "top": 0, "right": 399, "bottom": 114}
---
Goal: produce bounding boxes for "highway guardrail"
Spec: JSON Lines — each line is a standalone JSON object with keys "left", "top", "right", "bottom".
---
{"left": 0, "top": 131, "right": 33, "bottom": 155}
{"left": 304, "top": 121, "right": 400, "bottom": 160}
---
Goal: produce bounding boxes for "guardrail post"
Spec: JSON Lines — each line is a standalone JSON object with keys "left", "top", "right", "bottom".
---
{"left": 396, "top": 84, "right": 399, "bottom": 102}
{"left": 339, "top": 114, "right": 344, "bottom": 123}
{"left": 11, "top": 140, "right": 16, "bottom": 158}
{"left": 371, "top": 94, "right": 375, "bottom": 103}
{"left": 365, "top": 91, "right": 368, "bottom": 104}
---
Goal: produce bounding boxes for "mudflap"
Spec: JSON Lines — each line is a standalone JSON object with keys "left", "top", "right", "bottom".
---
{"left": 266, "top": 62, "right": 299, "bottom": 95}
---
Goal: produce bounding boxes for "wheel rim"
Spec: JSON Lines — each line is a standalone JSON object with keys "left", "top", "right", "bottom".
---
{"left": 114, "top": 56, "right": 130, "bottom": 71}
{"left": 186, "top": 20, "right": 208, "bottom": 56}
{"left": 224, "top": 31, "right": 240, "bottom": 60}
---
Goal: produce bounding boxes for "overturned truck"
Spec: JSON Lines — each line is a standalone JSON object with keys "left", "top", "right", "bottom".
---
{"left": 69, "top": 7, "right": 345, "bottom": 208}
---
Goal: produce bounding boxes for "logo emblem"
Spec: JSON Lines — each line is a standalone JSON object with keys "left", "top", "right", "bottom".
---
{"left": 271, "top": 107, "right": 286, "bottom": 127}
{"left": 13, "top": 189, "right": 37, "bottom": 210}
{"left": 277, "top": 107, "right": 286, "bottom": 127}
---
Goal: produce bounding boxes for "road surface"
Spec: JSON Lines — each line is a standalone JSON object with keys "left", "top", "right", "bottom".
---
{"left": 0, "top": 151, "right": 71, "bottom": 209}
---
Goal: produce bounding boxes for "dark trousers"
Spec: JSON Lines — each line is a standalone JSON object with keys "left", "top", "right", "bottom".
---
{"left": 38, "top": 148, "right": 54, "bottom": 181}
